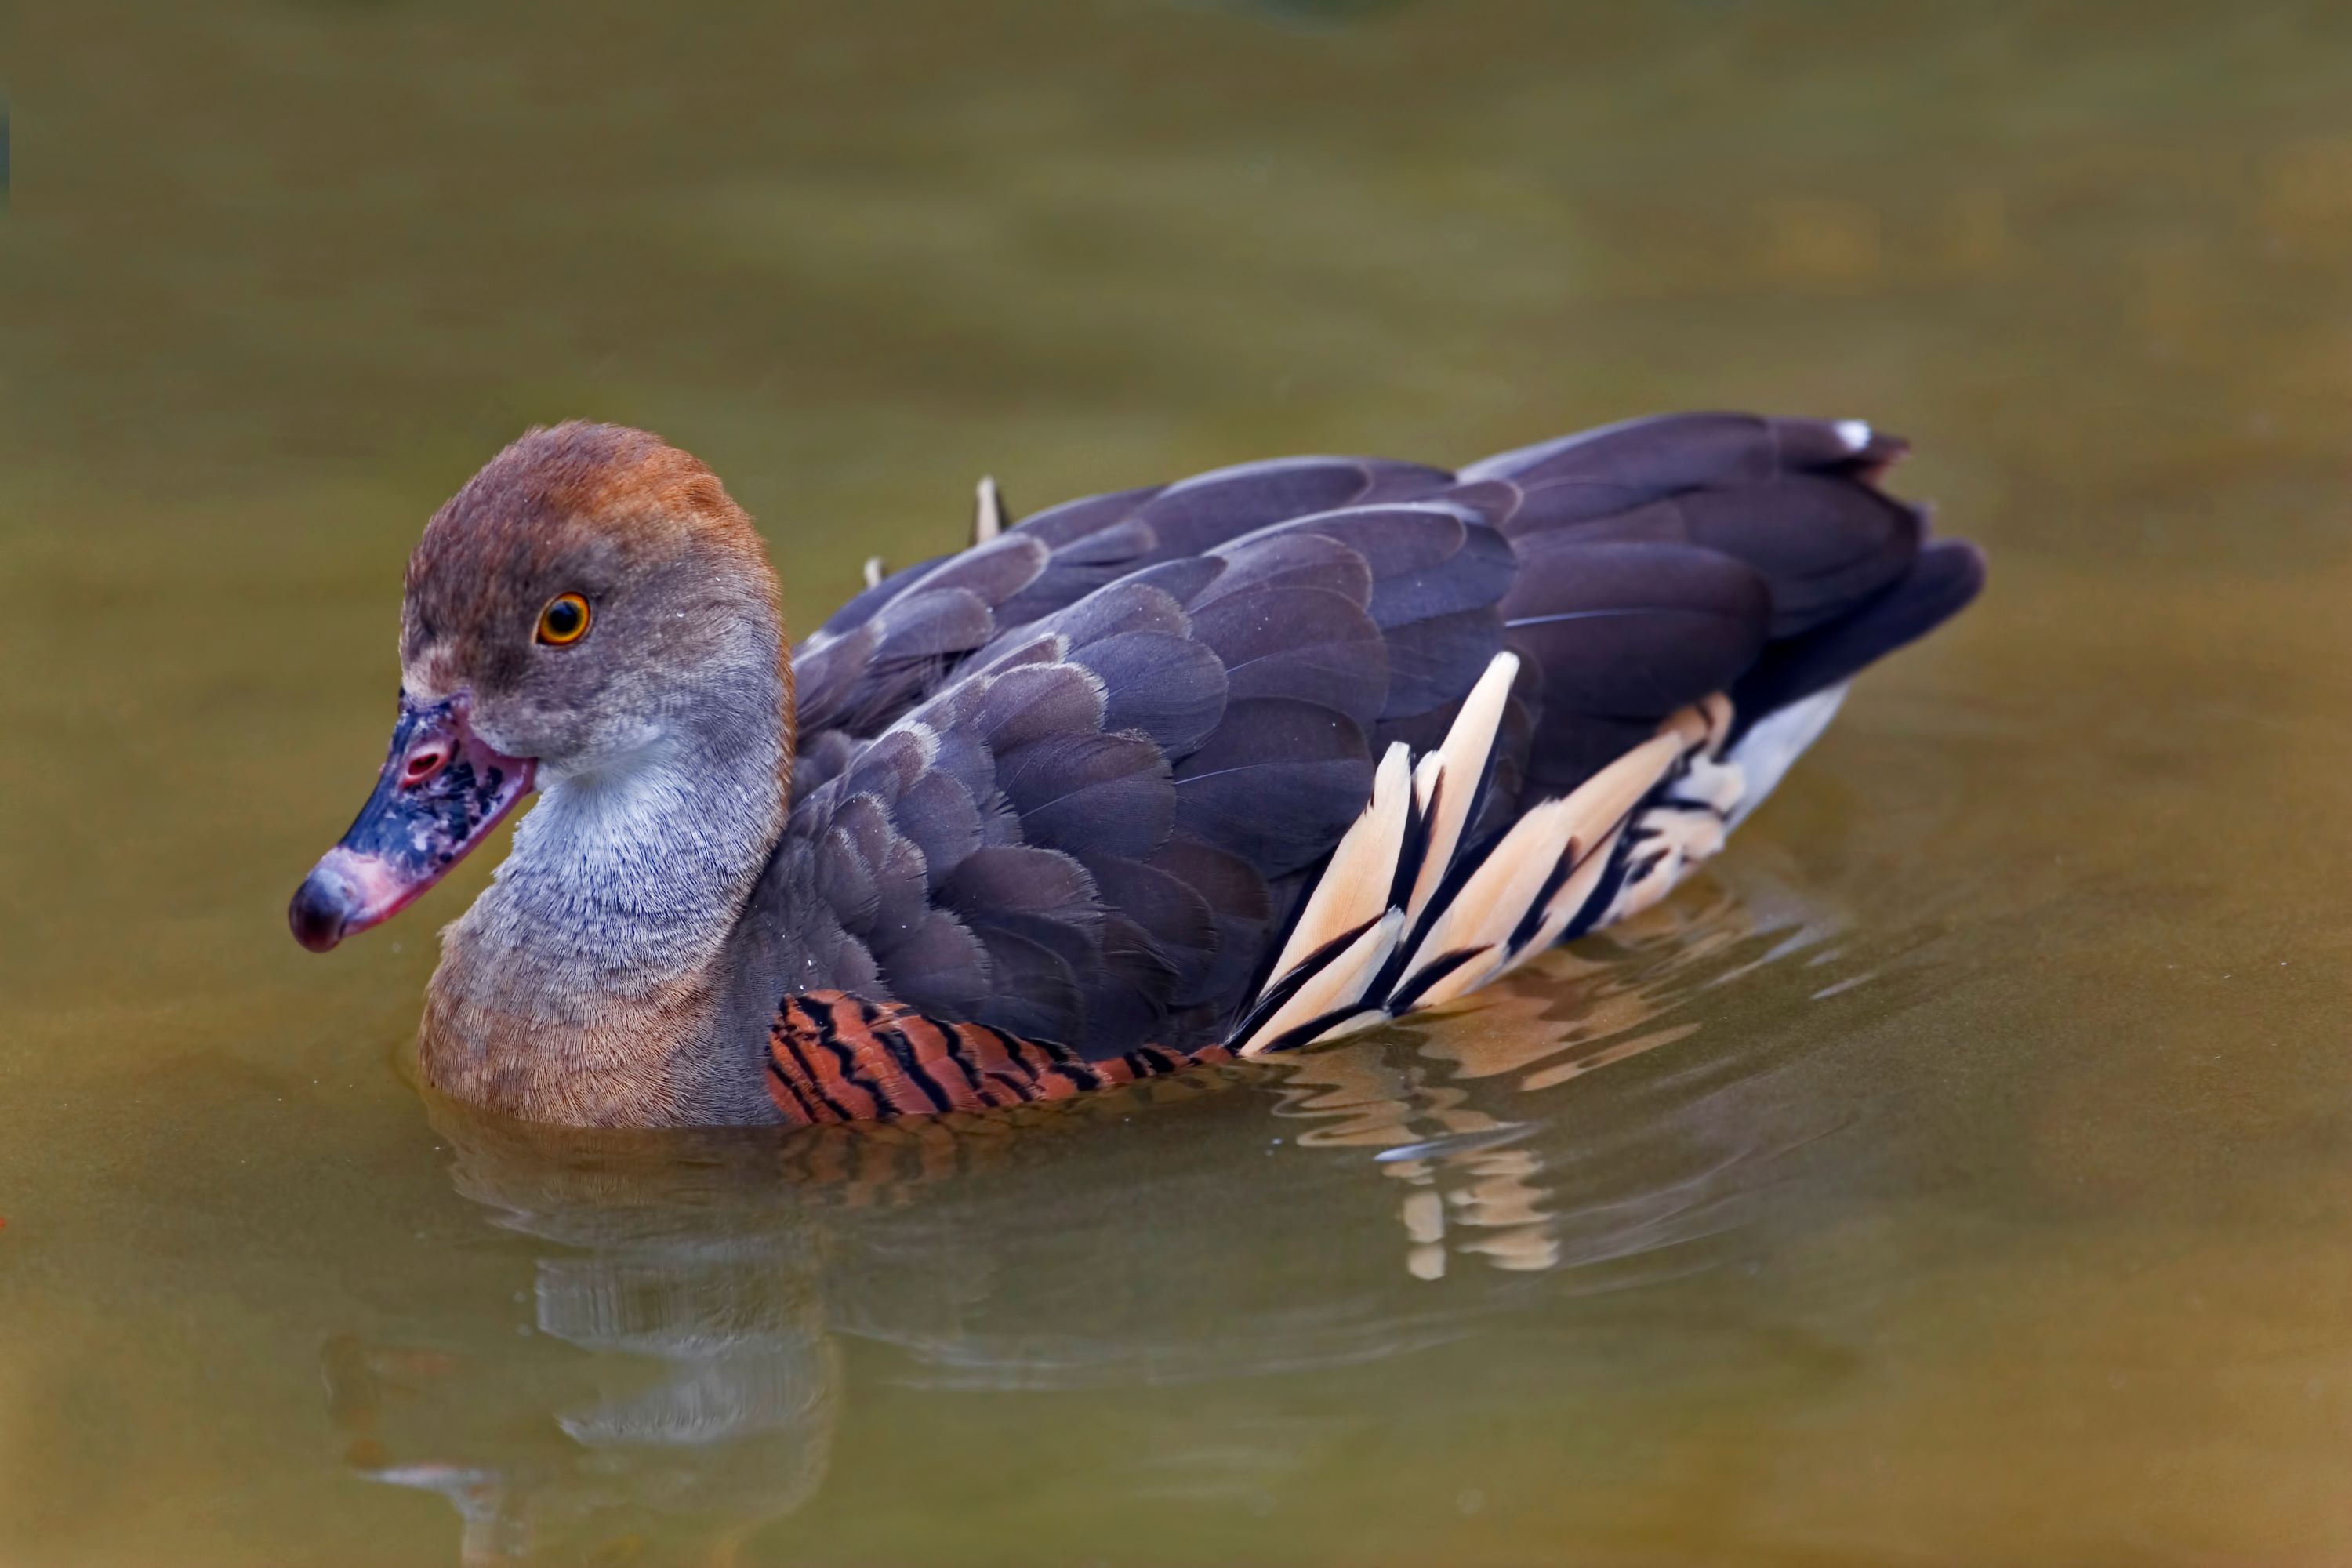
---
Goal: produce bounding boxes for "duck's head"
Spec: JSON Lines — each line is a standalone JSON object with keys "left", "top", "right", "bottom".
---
{"left": 289, "top": 422, "right": 785, "bottom": 953}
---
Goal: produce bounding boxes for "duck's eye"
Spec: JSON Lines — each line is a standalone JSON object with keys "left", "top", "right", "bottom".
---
{"left": 535, "top": 593, "right": 591, "bottom": 646}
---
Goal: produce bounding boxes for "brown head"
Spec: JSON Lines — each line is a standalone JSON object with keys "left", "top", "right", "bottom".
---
{"left": 289, "top": 423, "right": 791, "bottom": 953}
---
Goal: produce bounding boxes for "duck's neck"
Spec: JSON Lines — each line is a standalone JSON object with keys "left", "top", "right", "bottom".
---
{"left": 420, "top": 665, "right": 793, "bottom": 1123}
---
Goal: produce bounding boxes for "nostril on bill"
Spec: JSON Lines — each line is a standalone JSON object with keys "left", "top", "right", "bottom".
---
{"left": 402, "top": 746, "right": 448, "bottom": 785}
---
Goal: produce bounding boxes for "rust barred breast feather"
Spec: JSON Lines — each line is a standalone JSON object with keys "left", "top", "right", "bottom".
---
{"left": 768, "top": 992, "right": 1230, "bottom": 1127}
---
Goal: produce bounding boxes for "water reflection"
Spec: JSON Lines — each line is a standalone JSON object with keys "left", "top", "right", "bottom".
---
{"left": 1272, "top": 862, "right": 1855, "bottom": 1283}
{"left": 322, "top": 860, "right": 1873, "bottom": 1562}
{"left": 325, "top": 1115, "right": 841, "bottom": 1565}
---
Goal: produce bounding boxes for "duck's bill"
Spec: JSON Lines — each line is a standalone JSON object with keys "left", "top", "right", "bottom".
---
{"left": 289, "top": 695, "right": 535, "bottom": 953}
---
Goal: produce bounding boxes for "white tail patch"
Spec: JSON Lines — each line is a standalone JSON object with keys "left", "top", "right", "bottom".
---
{"left": 1723, "top": 684, "right": 1845, "bottom": 829}
{"left": 862, "top": 555, "right": 888, "bottom": 590}
{"left": 974, "top": 476, "right": 1006, "bottom": 545}
{"left": 1231, "top": 666, "right": 1784, "bottom": 1058}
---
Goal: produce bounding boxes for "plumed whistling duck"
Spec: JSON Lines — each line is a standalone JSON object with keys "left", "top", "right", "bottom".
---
{"left": 289, "top": 415, "right": 1984, "bottom": 1128}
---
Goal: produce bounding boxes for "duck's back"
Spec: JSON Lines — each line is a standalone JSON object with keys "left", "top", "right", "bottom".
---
{"left": 741, "top": 413, "right": 1982, "bottom": 1120}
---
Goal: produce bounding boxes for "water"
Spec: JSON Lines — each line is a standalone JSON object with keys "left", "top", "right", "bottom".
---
{"left": 6, "top": 2, "right": 2352, "bottom": 1562}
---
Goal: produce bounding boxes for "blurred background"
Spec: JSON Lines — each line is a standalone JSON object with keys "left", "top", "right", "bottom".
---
{"left": 5, "top": 2, "right": 2352, "bottom": 1563}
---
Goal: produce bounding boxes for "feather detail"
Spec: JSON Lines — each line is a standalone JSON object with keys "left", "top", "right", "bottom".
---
{"left": 1396, "top": 792, "right": 1587, "bottom": 1005}
{"left": 974, "top": 476, "right": 1007, "bottom": 545}
{"left": 1490, "top": 727, "right": 1686, "bottom": 963}
{"left": 1265, "top": 741, "right": 1413, "bottom": 984}
{"left": 1507, "top": 818, "right": 1628, "bottom": 963}
{"left": 1403, "top": 652, "right": 1519, "bottom": 931}
{"left": 765, "top": 992, "right": 1227, "bottom": 1127}
{"left": 1233, "top": 688, "right": 1694, "bottom": 1048}
{"left": 1232, "top": 909, "right": 1403, "bottom": 1058}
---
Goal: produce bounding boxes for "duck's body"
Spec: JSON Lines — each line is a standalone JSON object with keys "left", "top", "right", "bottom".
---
{"left": 292, "top": 414, "right": 1983, "bottom": 1127}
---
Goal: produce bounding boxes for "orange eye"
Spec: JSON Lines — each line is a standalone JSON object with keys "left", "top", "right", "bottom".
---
{"left": 535, "top": 593, "right": 591, "bottom": 646}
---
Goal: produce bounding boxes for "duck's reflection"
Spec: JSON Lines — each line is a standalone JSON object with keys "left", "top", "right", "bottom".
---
{"left": 325, "top": 857, "right": 1861, "bottom": 1563}
{"left": 1274, "top": 864, "right": 1851, "bottom": 1283}
{"left": 326, "top": 1114, "right": 843, "bottom": 1566}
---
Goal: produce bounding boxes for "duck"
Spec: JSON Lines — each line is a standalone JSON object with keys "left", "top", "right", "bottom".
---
{"left": 289, "top": 413, "right": 1984, "bottom": 1129}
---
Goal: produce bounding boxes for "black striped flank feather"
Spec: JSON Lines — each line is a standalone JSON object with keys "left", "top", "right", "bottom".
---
{"left": 754, "top": 412, "right": 1983, "bottom": 1118}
